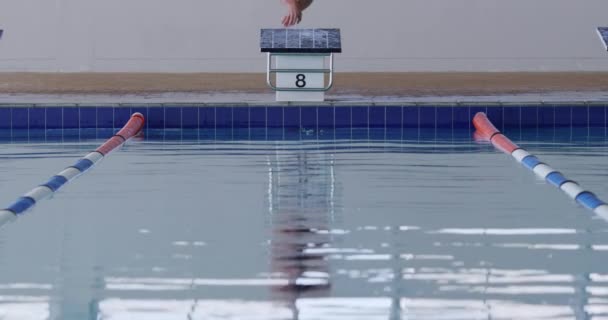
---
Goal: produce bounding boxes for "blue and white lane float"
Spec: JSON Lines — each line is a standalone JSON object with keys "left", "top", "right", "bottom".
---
{"left": 0, "top": 112, "right": 145, "bottom": 228}
{"left": 473, "top": 112, "right": 608, "bottom": 221}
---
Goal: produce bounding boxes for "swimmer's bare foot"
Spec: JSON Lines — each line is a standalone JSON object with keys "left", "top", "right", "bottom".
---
{"left": 281, "top": 0, "right": 313, "bottom": 27}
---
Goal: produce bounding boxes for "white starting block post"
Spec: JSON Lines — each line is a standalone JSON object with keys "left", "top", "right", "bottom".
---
{"left": 261, "top": 28, "right": 342, "bottom": 102}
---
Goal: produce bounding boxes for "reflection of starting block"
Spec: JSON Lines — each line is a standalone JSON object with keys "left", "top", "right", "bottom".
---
{"left": 597, "top": 27, "right": 608, "bottom": 51}
{"left": 261, "top": 28, "right": 341, "bottom": 102}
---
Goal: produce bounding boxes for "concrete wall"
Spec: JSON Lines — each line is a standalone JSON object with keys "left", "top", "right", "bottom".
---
{"left": 1, "top": 0, "right": 607, "bottom": 72}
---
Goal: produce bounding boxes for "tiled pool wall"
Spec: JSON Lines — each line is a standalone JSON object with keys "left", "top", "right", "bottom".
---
{"left": 0, "top": 102, "right": 607, "bottom": 132}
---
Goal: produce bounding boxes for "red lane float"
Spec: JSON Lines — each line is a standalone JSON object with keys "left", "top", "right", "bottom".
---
{"left": 472, "top": 113, "right": 519, "bottom": 154}
{"left": 472, "top": 112, "right": 500, "bottom": 139}
{"left": 96, "top": 113, "right": 145, "bottom": 155}
{"left": 472, "top": 112, "right": 608, "bottom": 221}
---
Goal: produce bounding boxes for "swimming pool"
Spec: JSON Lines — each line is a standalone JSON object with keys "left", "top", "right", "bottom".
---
{"left": 0, "top": 103, "right": 607, "bottom": 319}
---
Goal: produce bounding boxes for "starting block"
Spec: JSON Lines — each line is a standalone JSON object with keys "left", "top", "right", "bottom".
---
{"left": 597, "top": 27, "right": 608, "bottom": 51}
{"left": 261, "top": 28, "right": 342, "bottom": 102}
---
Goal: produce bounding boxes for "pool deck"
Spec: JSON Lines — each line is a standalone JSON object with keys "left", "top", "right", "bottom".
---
{"left": 0, "top": 72, "right": 607, "bottom": 105}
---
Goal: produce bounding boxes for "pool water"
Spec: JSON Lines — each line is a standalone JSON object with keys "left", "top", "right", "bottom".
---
{"left": 0, "top": 128, "right": 607, "bottom": 320}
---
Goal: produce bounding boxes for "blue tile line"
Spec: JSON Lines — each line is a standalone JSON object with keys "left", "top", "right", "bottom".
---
{"left": 0, "top": 103, "right": 606, "bottom": 131}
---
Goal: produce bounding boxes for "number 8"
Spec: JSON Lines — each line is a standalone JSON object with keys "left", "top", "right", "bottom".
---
{"left": 295, "top": 74, "right": 307, "bottom": 88}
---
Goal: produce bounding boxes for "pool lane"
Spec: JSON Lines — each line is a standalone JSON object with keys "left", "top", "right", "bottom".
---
{"left": 473, "top": 112, "right": 608, "bottom": 221}
{"left": 0, "top": 113, "right": 145, "bottom": 228}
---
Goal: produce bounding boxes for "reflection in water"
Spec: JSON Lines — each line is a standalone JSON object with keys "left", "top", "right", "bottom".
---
{"left": 267, "top": 149, "right": 338, "bottom": 318}
{"left": 0, "top": 131, "right": 607, "bottom": 319}
{"left": 0, "top": 295, "right": 49, "bottom": 320}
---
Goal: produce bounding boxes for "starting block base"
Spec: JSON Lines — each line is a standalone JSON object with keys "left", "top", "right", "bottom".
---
{"left": 275, "top": 55, "right": 325, "bottom": 102}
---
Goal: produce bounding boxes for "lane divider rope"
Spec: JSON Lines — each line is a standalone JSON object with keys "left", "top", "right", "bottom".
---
{"left": 0, "top": 113, "right": 145, "bottom": 227}
{"left": 473, "top": 112, "right": 608, "bottom": 222}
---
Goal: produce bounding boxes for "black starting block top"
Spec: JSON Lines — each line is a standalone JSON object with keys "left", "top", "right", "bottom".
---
{"left": 598, "top": 27, "right": 608, "bottom": 50}
{"left": 260, "top": 28, "right": 341, "bottom": 53}
{"left": 0, "top": 30, "right": 3, "bottom": 39}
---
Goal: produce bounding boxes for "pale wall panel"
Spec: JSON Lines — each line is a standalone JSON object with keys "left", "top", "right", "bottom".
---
{"left": 0, "top": 0, "right": 607, "bottom": 72}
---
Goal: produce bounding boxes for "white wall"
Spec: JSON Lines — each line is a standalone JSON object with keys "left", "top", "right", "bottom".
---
{"left": 0, "top": 0, "right": 607, "bottom": 72}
